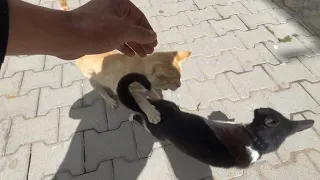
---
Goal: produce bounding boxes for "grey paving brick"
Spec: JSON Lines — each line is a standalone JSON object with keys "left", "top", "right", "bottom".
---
{"left": 131, "top": 0, "right": 151, "bottom": 8}
{"left": 28, "top": 133, "right": 84, "bottom": 180}
{"left": 268, "top": 8, "right": 293, "bottom": 23}
{"left": 82, "top": 79, "right": 103, "bottom": 105}
{"left": 302, "top": 112, "right": 320, "bottom": 136}
{"left": 307, "top": 151, "right": 320, "bottom": 172}
{"left": 6, "top": 109, "right": 59, "bottom": 154}
{"left": 187, "top": 75, "right": 239, "bottom": 108}
{"left": 59, "top": 100, "right": 108, "bottom": 141}
{"left": 210, "top": 83, "right": 320, "bottom": 123}
{"left": 0, "top": 145, "right": 30, "bottom": 180}
{"left": 193, "top": 0, "right": 240, "bottom": 9}
{"left": 38, "top": 81, "right": 82, "bottom": 116}
{"left": 155, "top": 44, "right": 173, "bottom": 52}
{"left": 230, "top": 43, "right": 280, "bottom": 71}
{"left": 44, "top": 55, "right": 73, "bottom": 70}
{"left": 0, "top": 72, "right": 23, "bottom": 97}
{"left": 263, "top": 59, "right": 318, "bottom": 88}
{"left": 209, "top": 15, "right": 248, "bottom": 36}
{"left": 0, "top": 89, "right": 39, "bottom": 119}
{"left": 0, "top": 119, "right": 11, "bottom": 156}
{"left": 53, "top": 0, "right": 80, "bottom": 10}
{"left": 185, "top": 6, "right": 221, "bottom": 25}
{"left": 180, "top": 56, "right": 207, "bottom": 81}
{"left": 241, "top": 0, "right": 279, "bottom": 13}
{"left": 4, "top": 55, "right": 45, "bottom": 78}
{"left": 22, "top": 0, "right": 40, "bottom": 5}
{"left": 80, "top": 0, "right": 90, "bottom": 6}
{"left": 0, "top": 57, "right": 9, "bottom": 78}
{"left": 265, "top": 37, "right": 314, "bottom": 62}
{"left": 299, "top": 56, "right": 320, "bottom": 79}
{"left": 62, "top": 63, "right": 85, "bottom": 87}
{"left": 226, "top": 66, "right": 280, "bottom": 98}
{"left": 301, "top": 81, "right": 320, "bottom": 105}
{"left": 158, "top": 12, "right": 192, "bottom": 31}
{"left": 84, "top": 122, "right": 138, "bottom": 172}
{"left": 238, "top": 11, "right": 279, "bottom": 29}
{"left": 178, "top": 21, "right": 217, "bottom": 42}
{"left": 235, "top": 26, "right": 278, "bottom": 48}
{"left": 229, "top": 165, "right": 262, "bottom": 180}
{"left": 199, "top": 51, "right": 243, "bottom": 79}
{"left": 216, "top": 2, "right": 249, "bottom": 18}
{"left": 170, "top": 38, "right": 211, "bottom": 57}
{"left": 149, "top": 0, "right": 178, "bottom": 5}
{"left": 297, "top": 35, "right": 320, "bottom": 55}
{"left": 259, "top": 153, "right": 320, "bottom": 179}
{"left": 144, "top": 0, "right": 195, "bottom": 17}
{"left": 266, "top": 20, "right": 311, "bottom": 39}
{"left": 275, "top": 114, "right": 320, "bottom": 162}
{"left": 39, "top": 0, "right": 54, "bottom": 9}
{"left": 106, "top": 101, "right": 134, "bottom": 130}
{"left": 158, "top": 27, "right": 185, "bottom": 45}
{"left": 20, "top": 65, "right": 61, "bottom": 95}
{"left": 148, "top": 17, "right": 163, "bottom": 32}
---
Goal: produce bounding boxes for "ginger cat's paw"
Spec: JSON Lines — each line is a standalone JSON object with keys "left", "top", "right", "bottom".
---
{"left": 146, "top": 105, "right": 161, "bottom": 124}
{"left": 105, "top": 98, "right": 118, "bottom": 109}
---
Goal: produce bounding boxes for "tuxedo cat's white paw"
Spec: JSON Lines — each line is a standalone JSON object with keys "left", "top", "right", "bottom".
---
{"left": 105, "top": 99, "right": 118, "bottom": 109}
{"left": 146, "top": 105, "right": 161, "bottom": 124}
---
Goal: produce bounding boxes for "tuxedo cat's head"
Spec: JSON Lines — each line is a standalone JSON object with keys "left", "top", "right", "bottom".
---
{"left": 247, "top": 108, "right": 314, "bottom": 154}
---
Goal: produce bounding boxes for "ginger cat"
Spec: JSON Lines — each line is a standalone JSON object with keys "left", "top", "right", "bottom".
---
{"left": 58, "top": 0, "right": 68, "bottom": 11}
{"left": 76, "top": 51, "right": 191, "bottom": 124}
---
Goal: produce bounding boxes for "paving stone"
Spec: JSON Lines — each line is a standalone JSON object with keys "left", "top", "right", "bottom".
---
{"left": 106, "top": 100, "right": 134, "bottom": 130}
{"left": 22, "top": 0, "right": 40, "bottom": 5}
{"left": 210, "top": 83, "right": 320, "bottom": 123}
{"left": 199, "top": 50, "right": 243, "bottom": 79}
{"left": 178, "top": 21, "right": 217, "bottom": 42}
{"left": 144, "top": 0, "right": 195, "bottom": 17}
{"left": 0, "top": 89, "right": 39, "bottom": 119}
{"left": 299, "top": 56, "right": 320, "bottom": 79}
{"left": 275, "top": 114, "right": 320, "bottom": 162}
{"left": 185, "top": 6, "right": 221, "bottom": 25}
{"left": 297, "top": 35, "right": 320, "bottom": 55}
{"left": 226, "top": 66, "right": 280, "bottom": 99}
{"left": 158, "top": 12, "right": 192, "bottom": 31}
{"left": 0, "top": 145, "right": 30, "bottom": 180}
{"left": 180, "top": 56, "right": 207, "bottom": 81}
{"left": 131, "top": 0, "right": 150, "bottom": 8}
{"left": 158, "top": 27, "right": 185, "bottom": 45}
{"left": 0, "top": 119, "right": 11, "bottom": 156}
{"left": 6, "top": 109, "right": 59, "bottom": 154}
{"left": 28, "top": 133, "right": 84, "bottom": 180}
{"left": 39, "top": 0, "right": 54, "bottom": 8}
{"left": 242, "top": 0, "right": 279, "bottom": 13}
{"left": 265, "top": 37, "right": 314, "bottom": 62}
{"left": 148, "top": 17, "right": 163, "bottom": 32}
{"left": 235, "top": 26, "right": 278, "bottom": 48}
{"left": 266, "top": 20, "right": 311, "bottom": 38}
{"left": 209, "top": 15, "right": 248, "bottom": 36}
{"left": 82, "top": 79, "right": 103, "bottom": 105}
{"left": 193, "top": 0, "right": 240, "bottom": 9}
{"left": 53, "top": 0, "right": 80, "bottom": 10}
{"left": 80, "top": 0, "right": 90, "bottom": 6}
{"left": 238, "top": 11, "right": 279, "bottom": 29}
{"left": 59, "top": 100, "right": 108, "bottom": 141}
{"left": 230, "top": 43, "right": 280, "bottom": 71}
{"left": 4, "top": 55, "right": 45, "bottom": 77}
{"left": 84, "top": 122, "right": 138, "bottom": 172}
{"left": 307, "top": 151, "right": 320, "bottom": 172}
{"left": 38, "top": 81, "right": 82, "bottom": 116}
{"left": 0, "top": 57, "right": 9, "bottom": 78}
{"left": 187, "top": 75, "right": 239, "bottom": 108}
{"left": 0, "top": 72, "right": 23, "bottom": 97}
{"left": 62, "top": 63, "right": 85, "bottom": 87}
{"left": 155, "top": 44, "right": 173, "bottom": 52}
{"left": 301, "top": 81, "right": 320, "bottom": 105}
{"left": 268, "top": 8, "right": 293, "bottom": 23}
{"left": 53, "top": 161, "right": 113, "bottom": 180}
{"left": 224, "top": 165, "right": 262, "bottom": 180}
{"left": 20, "top": 65, "right": 61, "bottom": 95}
{"left": 259, "top": 153, "right": 320, "bottom": 180}
{"left": 216, "top": 2, "right": 250, "bottom": 18}
{"left": 302, "top": 112, "right": 320, "bottom": 136}
{"left": 170, "top": 38, "right": 212, "bottom": 57}
{"left": 263, "top": 59, "right": 318, "bottom": 88}
{"left": 149, "top": 0, "right": 178, "bottom": 5}
{"left": 45, "top": 55, "right": 73, "bottom": 70}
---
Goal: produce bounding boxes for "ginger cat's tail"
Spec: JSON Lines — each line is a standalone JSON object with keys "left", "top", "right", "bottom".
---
{"left": 58, "top": 0, "right": 68, "bottom": 11}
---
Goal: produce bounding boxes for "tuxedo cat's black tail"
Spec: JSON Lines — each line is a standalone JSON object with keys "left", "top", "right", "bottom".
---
{"left": 116, "top": 73, "right": 152, "bottom": 113}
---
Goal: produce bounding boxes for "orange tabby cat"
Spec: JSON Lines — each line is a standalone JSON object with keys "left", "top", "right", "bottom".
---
{"left": 76, "top": 50, "right": 191, "bottom": 124}
{"left": 58, "top": 0, "right": 68, "bottom": 11}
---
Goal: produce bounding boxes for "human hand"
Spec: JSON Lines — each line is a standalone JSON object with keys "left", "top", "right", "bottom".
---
{"left": 65, "top": 0, "right": 157, "bottom": 59}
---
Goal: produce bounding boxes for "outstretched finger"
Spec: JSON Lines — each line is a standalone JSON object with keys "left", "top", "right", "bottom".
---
{"left": 118, "top": 44, "right": 135, "bottom": 57}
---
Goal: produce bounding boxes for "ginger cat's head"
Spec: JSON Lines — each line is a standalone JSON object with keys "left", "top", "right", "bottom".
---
{"left": 146, "top": 51, "right": 191, "bottom": 91}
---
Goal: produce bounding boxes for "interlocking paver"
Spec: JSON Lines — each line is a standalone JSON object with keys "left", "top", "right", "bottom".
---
{"left": 106, "top": 101, "right": 134, "bottom": 130}
{"left": 209, "top": 15, "right": 248, "bottom": 36}
{"left": 0, "top": 119, "right": 10, "bottom": 156}
{"left": 307, "top": 151, "right": 320, "bottom": 172}
{"left": 226, "top": 66, "right": 280, "bottom": 98}
{"left": 302, "top": 112, "right": 320, "bottom": 135}
{"left": 6, "top": 109, "right": 58, "bottom": 154}
{"left": 53, "top": 0, "right": 80, "bottom": 10}
{"left": 263, "top": 59, "right": 318, "bottom": 88}
{"left": 62, "top": 63, "right": 85, "bottom": 87}
{"left": 268, "top": 8, "right": 293, "bottom": 23}
{"left": 38, "top": 81, "right": 82, "bottom": 116}
{"left": 0, "top": 72, "right": 23, "bottom": 97}
{"left": 238, "top": 11, "right": 279, "bottom": 29}
{"left": 59, "top": 100, "right": 108, "bottom": 141}
{"left": 158, "top": 12, "right": 192, "bottom": 31}
{"left": 84, "top": 122, "right": 138, "bottom": 172}
{"left": 28, "top": 133, "right": 84, "bottom": 180}
{"left": 297, "top": 35, "right": 320, "bottom": 55}
{"left": 144, "top": 0, "right": 195, "bottom": 17}
{"left": 44, "top": 55, "right": 73, "bottom": 70}
{"left": 0, "top": 57, "right": 9, "bottom": 78}
{"left": 20, "top": 65, "right": 61, "bottom": 95}
{"left": 299, "top": 56, "right": 320, "bottom": 79}
{"left": 0, "top": 89, "right": 39, "bottom": 119}
{"left": 185, "top": 6, "right": 221, "bottom": 25}
{"left": 193, "top": 0, "right": 240, "bottom": 9}
{"left": 81, "top": 79, "right": 103, "bottom": 105}
{"left": 0, "top": 145, "right": 30, "bottom": 180}
{"left": 4, "top": 55, "right": 45, "bottom": 78}
{"left": 180, "top": 56, "right": 207, "bottom": 81}
{"left": 178, "top": 21, "right": 217, "bottom": 42}
{"left": 235, "top": 26, "right": 278, "bottom": 48}
{"left": 266, "top": 20, "right": 311, "bottom": 38}
{"left": 170, "top": 38, "right": 211, "bottom": 57}
{"left": 216, "top": 2, "right": 249, "bottom": 18}
{"left": 148, "top": 17, "right": 163, "bottom": 32}
{"left": 158, "top": 27, "right": 185, "bottom": 45}
{"left": 300, "top": 81, "right": 320, "bottom": 105}
{"left": 22, "top": 0, "right": 40, "bottom": 5}
{"left": 230, "top": 43, "right": 280, "bottom": 71}
{"left": 131, "top": 0, "right": 151, "bottom": 8}
{"left": 241, "top": 0, "right": 279, "bottom": 13}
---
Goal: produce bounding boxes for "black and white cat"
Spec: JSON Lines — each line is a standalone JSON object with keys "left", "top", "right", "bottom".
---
{"left": 117, "top": 73, "right": 314, "bottom": 168}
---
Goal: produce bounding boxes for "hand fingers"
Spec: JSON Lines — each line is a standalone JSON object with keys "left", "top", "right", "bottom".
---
{"left": 118, "top": 44, "right": 135, "bottom": 57}
{"left": 124, "top": 24, "right": 157, "bottom": 44}
{"left": 127, "top": 42, "right": 147, "bottom": 57}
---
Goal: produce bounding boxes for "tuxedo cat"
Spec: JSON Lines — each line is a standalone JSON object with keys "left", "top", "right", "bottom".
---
{"left": 116, "top": 73, "right": 315, "bottom": 168}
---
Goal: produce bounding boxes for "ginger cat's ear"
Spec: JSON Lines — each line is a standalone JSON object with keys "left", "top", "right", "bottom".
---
{"left": 174, "top": 51, "right": 191, "bottom": 62}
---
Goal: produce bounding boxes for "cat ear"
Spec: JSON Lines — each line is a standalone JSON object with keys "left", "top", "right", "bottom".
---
{"left": 174, "top": 51, "right": 191, "bottom": 62}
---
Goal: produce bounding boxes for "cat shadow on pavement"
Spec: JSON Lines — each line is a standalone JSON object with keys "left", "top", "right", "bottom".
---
{"left": 51, "top": 90, "right": 238, "bottom": 180}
